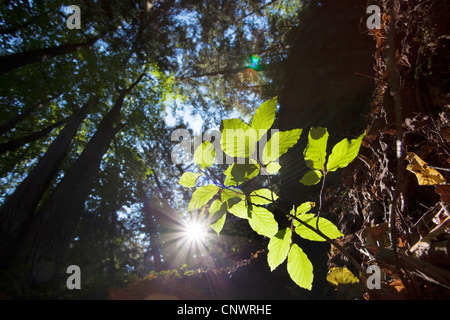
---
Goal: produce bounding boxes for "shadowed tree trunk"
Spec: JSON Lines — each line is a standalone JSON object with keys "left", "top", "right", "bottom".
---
{"left": 6, "top": 73, "right": 146, "bottom": 293}
{"left": 0, "top": 99, "right": 97, "bottom": 264}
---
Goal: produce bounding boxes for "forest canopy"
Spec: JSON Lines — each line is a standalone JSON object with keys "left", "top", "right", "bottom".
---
{"left": 0, "top": 0, "right": 305, "bottom": 298}
{"left": 1, "top": 0, "right": 449, "bottom": 300}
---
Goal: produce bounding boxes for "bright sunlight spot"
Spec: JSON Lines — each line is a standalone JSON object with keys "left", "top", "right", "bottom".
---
{"left": 183, "top": 220, "right": 206, "bottom": 242}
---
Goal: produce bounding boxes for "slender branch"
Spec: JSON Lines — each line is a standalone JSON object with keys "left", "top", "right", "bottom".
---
{"left": 316, "top": 170, "right": 327, "bottom": 231}
{"left": 425, "top": 165, "right": 450, "bottom": 172}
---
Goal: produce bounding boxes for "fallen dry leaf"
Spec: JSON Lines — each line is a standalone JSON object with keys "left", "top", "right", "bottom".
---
{"left": 406, "top": 152, "right": 447, "bottom": 185}
{"left": 326, "top": 267, "right": 359, "bottom": 286}
{"left": 389, "top": 279, "right": 406, "bottom": 293}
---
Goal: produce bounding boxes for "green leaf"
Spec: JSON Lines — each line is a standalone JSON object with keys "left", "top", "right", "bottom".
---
{"left": 208, "top": 199, "right": 223, "bottom": 217}
{"left": 227, "top": 199, "right": 249, "bottom": 219}
{"left": 250, "top": 97, "right": 277, "bottom": 140}
{"left": 304, "top": 127, "right": 329, "bottom": 170}
{"left": 250, "top": 188, "right": 278, "bottom": 205}
{"left": 267, "top": 228, "right": 292, "bottom": 271}
{"left": 220, "top": 118, "right": 258, "bottom": 158}
{"left": 193, "top": 141, "right": 215, "bottom": 169}
{"left": 179, "top": 172, "right": 202, "bottom": 188}
{"left": 223, "top": 162, "right": 260, "bottom": 185}
{"left": 295, "top": 202, "right": 315, "bottom": 215}
{"left": 326, "top": 132, "right": 365, "bottom": 172}
{"left": 209, "top": 199, "right": 227, "bottom": 234}
{"left": 221, "top": 187, "right": 245, "bottom": 202}
{"left": 221, "top": 188, "right": 247, "bottom": 218}
{"left": 223, "top": 175, "right": 237, "bottom": 187}
{"left": 294, "top": 213, "right": 343, "bottom": 242}
{"left": 248, "top": 206, "right": 278, "bottom": 238}
{"left": 287, "top": 244, "right": 314, "bottom": 290}
{"left": 211, "top": 213, "right": 226, "bottom": 235}
{"left": 262, "top": 129, "right": 302, "bottom": 164}
{"left": 209, "top": 199, "right": 227, "bottom": 235}
{"left": 265, "top": 162, "right": 281, "bottom": 174}
{"left": 299, "top": 170, "right": 322, "bottom": 186}
{"left": 326, "top": 267, "right": 359, "bottom": 286}
{"left": 188, "top": 184, "right": 219, "bottom": 211}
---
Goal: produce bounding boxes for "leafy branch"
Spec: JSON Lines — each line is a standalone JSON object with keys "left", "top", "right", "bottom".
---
{"left": 178, "top": 98, "right": 365, "bottom": 290}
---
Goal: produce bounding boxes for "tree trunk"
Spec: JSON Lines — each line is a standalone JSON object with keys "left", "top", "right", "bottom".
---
{"left": 0, "top": 37, "right": 99, "bottom": 74}
{"left": 0, "top": 99, "right": 96, "bottom": 263}
{"left": 7, "top": 73, "right": 145, "bottom": 295}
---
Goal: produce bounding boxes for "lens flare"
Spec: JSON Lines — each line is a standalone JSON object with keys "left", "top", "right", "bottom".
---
{"left": 183, "top": 220, "right": 206, "bottom": 242}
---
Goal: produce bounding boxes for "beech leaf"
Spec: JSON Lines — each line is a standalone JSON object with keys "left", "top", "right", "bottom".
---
{"left": 267, "top": 228, "right": 292, "bottom": 271}
{"left": 287, "top": 244, "right": 314, "bottom": 290}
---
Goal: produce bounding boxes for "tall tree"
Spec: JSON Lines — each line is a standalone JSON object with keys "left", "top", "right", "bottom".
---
{"left": 0, "top": 98, "right": 97, "bottom": 261}
{"left": 6, "top": 72, "right": 145, "bottom": 290}
{"left": 0, "top": 0, "right": 304, "bottom": 298}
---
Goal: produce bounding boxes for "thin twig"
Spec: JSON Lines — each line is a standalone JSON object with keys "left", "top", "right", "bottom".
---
{"left": 424, "top": 165, "right": 450, "bottom": 172}
{"left": 316, "top": 170, "right": 327, "bottom": 231}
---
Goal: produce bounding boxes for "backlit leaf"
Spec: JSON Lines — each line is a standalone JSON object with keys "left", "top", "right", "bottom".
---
{"left": 267, "top": 228, "right": 292, "bottom": 271}
{"left": 287, "top": 244, "right": 313, "bottom": 290}
{"left": 295, "top": 202, "right": 315, "bottom": 215}
{"left": 262, "top": 129, "right": 302, "bottom": 164}
{"left": 221, "top": 187, "right": 245, "bottom": 202}
{"left": 193, "top": 141, "right": 215, "bottom": 169}
{"left": 294, "top": 213, "right": 343, "bottom": 242}
{"left": 227, "top": 199, "right": 249, "bottom": 219}
{"left": 179, "top": 172, "right": 202, "bottom": 188}
{"left": 188, "top": 184, "right": 219, "bottom": 211}
{"left": 251, "top": 97, "right": 277, "bottom": 140}
{"left": 304, "top": 127, "right": 328, "bottom": 170}
{"left": 248, "top": 206, "right": 278, "bottom": 238}
{"left": 223, "top": 162, "right": 259, "bottom": 185}
{"left": 208, "top": 199, "right": 223, "bottom": 217}
{"left": 326, "top": 132, "right": 365, "bottom": 172}
{"left": 250, "top": 188, "right": 278, "bottom": 205}
{"left": 211, "top": 213, "right": 226, "bottom": 235}
{"left": 209, "top": 199, "right": 227, "bottom": 235}
{"left": 265, "top": 162, "right": 281, "bottom": 174}
{"left": 299, "top": 169, "right": 322, "bottom": 186}
{"left": 220, "top": 118, "right": 257, "bottom": 158}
